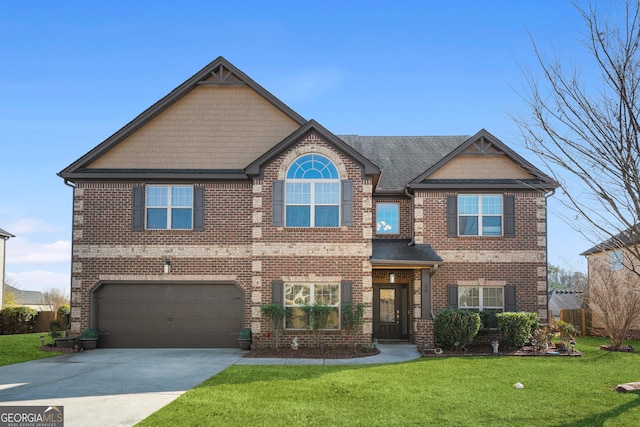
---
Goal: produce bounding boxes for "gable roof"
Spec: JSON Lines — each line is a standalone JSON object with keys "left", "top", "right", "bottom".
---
{"left": 5, "top": 284, "right": 45, "bottom": 306}
{"left": 0, "top": 228, "right": 14, "bottom": 239}
{"left": 246, "top": 119, "right": 380, "bottom": 178}
{"left": 59, "top": 56, "right": 306, "bottom": 180}
{"left": 339, "top": 135, "right": 467, "bottom": 192}
{"left": 548, "top": 289, "right": 584, "bottom": 316}
{"left": 580, "top": 226, "right": 640, "bottom": 256}
{"left": 408, "top": 129, "right": 557, "bottom": 191}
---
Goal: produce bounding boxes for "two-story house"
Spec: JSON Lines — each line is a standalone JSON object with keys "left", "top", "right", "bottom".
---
{"left": 59, "top": 57, "right": 557, "bottom": 348}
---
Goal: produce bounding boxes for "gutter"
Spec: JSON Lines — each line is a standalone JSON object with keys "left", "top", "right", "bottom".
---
{"left": 544, "top": 188, "right": 556, "bottom": 324}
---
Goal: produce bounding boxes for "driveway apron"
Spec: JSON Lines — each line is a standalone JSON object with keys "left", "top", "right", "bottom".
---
{"left": 0, "top": 348, "right": 246, "bottom": 427}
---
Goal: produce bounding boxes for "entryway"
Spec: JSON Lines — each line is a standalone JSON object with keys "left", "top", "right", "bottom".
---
{"left": 373, "top": 284, "right": 409, "bottom": 340}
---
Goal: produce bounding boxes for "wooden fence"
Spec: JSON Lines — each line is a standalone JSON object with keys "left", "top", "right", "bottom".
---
{"left": 560, "top": 309, "right": 592, "bottom": 337}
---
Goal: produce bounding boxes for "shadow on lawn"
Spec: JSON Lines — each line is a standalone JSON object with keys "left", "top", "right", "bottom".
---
{"left": 555, "top": 392, "right": 640, "bottom": 426}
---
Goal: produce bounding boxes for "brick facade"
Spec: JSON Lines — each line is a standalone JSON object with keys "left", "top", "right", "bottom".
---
{"left": 61, "top": 57, "right": 555, "bottom": 349}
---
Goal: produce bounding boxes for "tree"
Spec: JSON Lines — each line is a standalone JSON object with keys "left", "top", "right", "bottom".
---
{"left": 548, "top": 264, "right": 587, "bottom": 291}
{"left": 43, "top": 288, "right": 69, "bottom": 318}
{"left": 515, "top": 1, "right": 640, "bottom": 271}
{"left": 588, "top": 259, "right": 640, "bottom": 348}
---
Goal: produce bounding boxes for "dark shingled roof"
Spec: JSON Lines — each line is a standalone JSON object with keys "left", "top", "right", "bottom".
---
{"left": 339, "top": 135, "right": 468, "bottom": 192}
{"left": 580, "top": 226, "right": 640, "bottom": 256}
{"left": 5, "top": 285, "right": 45, "bottom": 306}
{"left": 371, "top": 239, "right": 443, "bottom": 266}
{"left": 548, "top": 289, "right": 584, "bottom": 317}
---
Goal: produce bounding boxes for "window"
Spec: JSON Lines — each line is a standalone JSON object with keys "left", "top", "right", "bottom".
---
{"left": 458, "top": 195, "right": 503, "bottom": 236}
{"left": 146, "top": 185, "right": 193, "bottom": 229}
{"left": 459, "top": 287, "right": 504, "bottom": 311}
{"left": 610, "top": 251, "right": 623, "bottom": 271}
{"left": 284, "top": 283, "right": 340, "bottom": 329}
{"left": 376, "top": 203, "right": 399, "bottom": 234}
{"left": 285, "top": 154, "right": 340, "bottom": 227}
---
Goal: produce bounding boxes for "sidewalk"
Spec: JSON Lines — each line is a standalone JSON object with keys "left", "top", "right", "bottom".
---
{"left": 235, "top": 343, "right": 421, "bottom": 365}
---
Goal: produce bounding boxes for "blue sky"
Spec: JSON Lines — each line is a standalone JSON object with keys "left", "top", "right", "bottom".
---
{"left": 1, "top": 1, "right": 593, "bottom": 294}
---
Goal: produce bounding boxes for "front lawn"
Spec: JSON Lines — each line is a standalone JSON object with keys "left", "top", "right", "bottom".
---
{"left": 0, "top": 333, "right": 62, "bottom": 366}
{"left": 137, "top": 337, "right": 640, "bottom": 426}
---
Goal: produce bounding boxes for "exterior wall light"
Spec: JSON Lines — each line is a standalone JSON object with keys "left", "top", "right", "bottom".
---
{"left": 389, "top": 273, "right": 395, "bottom": 283}
{"left": 164, "top": 260, "right": 171, "bottom": 274}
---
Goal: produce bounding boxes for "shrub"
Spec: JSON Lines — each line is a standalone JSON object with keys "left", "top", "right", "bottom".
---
{"left": 301, "top": 303, "right": 333, "bottom": 349}
{"left": 49, "top": 320, "right": 65, "bottom": 338}
{"left": 261, "top": 303, "right": 286, "bottom": 350}
{"left": 1, "top": 306, "right": 38, "bottom": 334}
{"left": 57, "top": 304, "right": 70, "bottom": 327}
{"left": 496, "top": 312, "right": 533, "bottom": 349}
{"left": 526, "top": 312, "right": 540, "bottom": 335}
{"left": 238, "top": 328, "right": 252, "bottom": 340}
{"left": 434, "top": 309, "right": 481, "bottom": 350}
{"left": 81, "top": 327, "right": 99, "bottom": 339}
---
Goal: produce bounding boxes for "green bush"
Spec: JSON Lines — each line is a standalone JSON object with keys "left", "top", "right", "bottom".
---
{"left": 81, "top": 327, "right": 99, "bottom": 339}
{"left": 49, "top": 320, "right": 65, "bottom": 338}
{"left": 238, "top": 328, "right": 252, "bottom": 340}
{"left": 434, "top": 309, "right": 481, "bottom": 350}
{"left": 1, "top": 306, "right": 38, "bottom": 334}
{"left": 57, "top": 304, "right": 70, "bottom": 327}
{"left": 526, "top": 312, "right": 540, "bottom": 335}
{"left": 496, "top": 312, "right": 533, "bottom": 349}
{"left": 261, "top": 303, "right": 286, "bottom": 349}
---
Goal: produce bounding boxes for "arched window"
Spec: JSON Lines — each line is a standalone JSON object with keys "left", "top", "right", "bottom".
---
{"left": 285, "top": 154, "right": 340, "bottom": 227}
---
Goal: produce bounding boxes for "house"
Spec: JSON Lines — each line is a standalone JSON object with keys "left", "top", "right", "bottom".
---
{"left": 581, "top": 229, "right": 640, "bottom": 339}
{"left": 58, "top": 57, "right": 558, "bottom": 348}
{"left": 548, "top": 289, "right": 584, "bottom": 319}
{"left": 3, "top": 284, "right": 49, "bottom": 312}
{"left": 0, "top": 227, "right": 15, "bottom": 309}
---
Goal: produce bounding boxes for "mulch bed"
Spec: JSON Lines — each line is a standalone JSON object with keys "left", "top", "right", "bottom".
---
{"left": 600, "top": 345, "right": 636, "bottom": 352}
{"left": 40, "top": 344, "right": 80, "bottom": 353}
{"left": 420, "top": 344, "right": 583, "bottom": 357}
{"left": 245, "top": 344, "right": 380, "bottom": 359}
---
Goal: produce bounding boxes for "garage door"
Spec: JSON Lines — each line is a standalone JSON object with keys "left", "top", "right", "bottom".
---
{"left": 95, "top": 283, "right": 244, "bottom": 348}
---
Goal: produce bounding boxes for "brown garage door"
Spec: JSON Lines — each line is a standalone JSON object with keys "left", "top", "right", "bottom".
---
{"left": 95, "top": 283, "right": 244, "bottom": 348}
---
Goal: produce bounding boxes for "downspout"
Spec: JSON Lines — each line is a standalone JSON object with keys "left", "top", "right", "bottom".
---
{"left": 405, "top": 186, "right": 414, "bottom": 246}
{"left": 63, "top": 178, "right": 77, "bottom": 330}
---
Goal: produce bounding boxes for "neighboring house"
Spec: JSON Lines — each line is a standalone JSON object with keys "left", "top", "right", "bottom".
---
{"left": 0, "top": 227, "right": 15, "bottom": 309}
{"left": 548, "top": 289, "right": 584, "bottom": 319}
{"left": 58, "top": 57, "right": 558, "bottom": 348}
{"left": 581, "top": 229, "right": 640, "bottom": 339}
{"left": 4, "top": 284, "right": 49, "bottom": 312}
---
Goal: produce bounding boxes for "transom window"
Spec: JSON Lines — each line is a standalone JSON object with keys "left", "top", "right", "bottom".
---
{"left": 285, "top": 154, "right": 340, "bottom": 227}
{"left": 284, "top": 283, "right": 340, "bottom": 329}
{"left": 376, "top": 203, "right": 399, "bottom": 234}
{"left": 146, "top": 185, "right": 193, "bottom": 229}
{"left": 458, "top": 195, "right": 503, "bottom": 236}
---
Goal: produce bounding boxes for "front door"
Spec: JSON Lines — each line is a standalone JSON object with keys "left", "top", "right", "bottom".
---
{"left": 373, "top": 284, "right": 408, "bottom": 340}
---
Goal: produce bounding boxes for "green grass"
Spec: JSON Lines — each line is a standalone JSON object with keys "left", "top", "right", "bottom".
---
{"left": 0, "top": 333, "right": 62, "bottom": 366}
{"left": 137, "top": 337, "right": 640, "bottom": 427}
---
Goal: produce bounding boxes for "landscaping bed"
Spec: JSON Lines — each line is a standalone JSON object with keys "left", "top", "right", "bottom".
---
{"left": 245, "top": 344, "right": 380, "bottom": 359}
{"left": 420, "top": 344, "right": 582, "bottom": 357}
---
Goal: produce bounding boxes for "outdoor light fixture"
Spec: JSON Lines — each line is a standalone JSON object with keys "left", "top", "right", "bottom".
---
{"left": 164, "top": 260, "right": 171, "bottom": 274}
{"left": 389, "top": 273, "right": 395, "bottom": 283}
{"left": 40, "top": 335, "right": 44, "bottom": 346}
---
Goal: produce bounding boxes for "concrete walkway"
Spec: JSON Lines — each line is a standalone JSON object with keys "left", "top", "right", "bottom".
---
{"left": 0, "top": 344, "right": 419, "bottom": 427}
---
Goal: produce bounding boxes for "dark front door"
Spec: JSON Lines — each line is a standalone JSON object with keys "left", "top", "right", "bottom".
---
{"left": 373, "top": 284, "right": 408, "bottom": 340}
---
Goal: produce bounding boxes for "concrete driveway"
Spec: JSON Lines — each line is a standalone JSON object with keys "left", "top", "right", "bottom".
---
{"left": 0, "top": 348, "right": 246, "bottom": 427}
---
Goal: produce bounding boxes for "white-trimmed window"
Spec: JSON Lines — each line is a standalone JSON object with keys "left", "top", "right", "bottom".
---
{"left": 284, "top": 283, "right": 340, "bottom": 329}
{"left": 459, "top": 287, "right": 504, "bottom": 311}
{"left": 376, "top": 203, "right": 399, "bottom": 234}
{"left": 458, "top": 194, "right": 503, "bottom": 236}
{"left": 285, "top": 154, "right": 340, "bottom": 227}
{"left": 610, "top": 251, "right": 624, "bottom": 271}
{"left": 146, "top": 185, "right": 193, "bottom": 229}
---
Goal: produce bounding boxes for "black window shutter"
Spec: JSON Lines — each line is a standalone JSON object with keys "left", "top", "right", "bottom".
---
{"left": 421, "top": 270, "right": 432, "bottom": 319}
{"left": 272, "top": 180, "right": 284, "bottom": 227}
{"left": 340, "top": 280, "right": 353, "bottom": 329}
{"left": 504, "top": 195, "right": 515, "bottom": 237}
{"left": 505, "top": 284, "right": 517, "bottom": 312}
{"left": 272, "top": 280, "right": 284, "bottom": 306}
{"left": 193, "top": 186, "right": 205, "bottom": 231}
{"left": 447, "top": 195, "right": 458, "bottom": 237}
{"left": 447, "top": 284, "right": 459, "bottom": 309}
{"left": 341, "top": 180, "right": 353, "bottom": 226}
{"left": 132, "top": 186, "right": 144, "bottom": 231}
